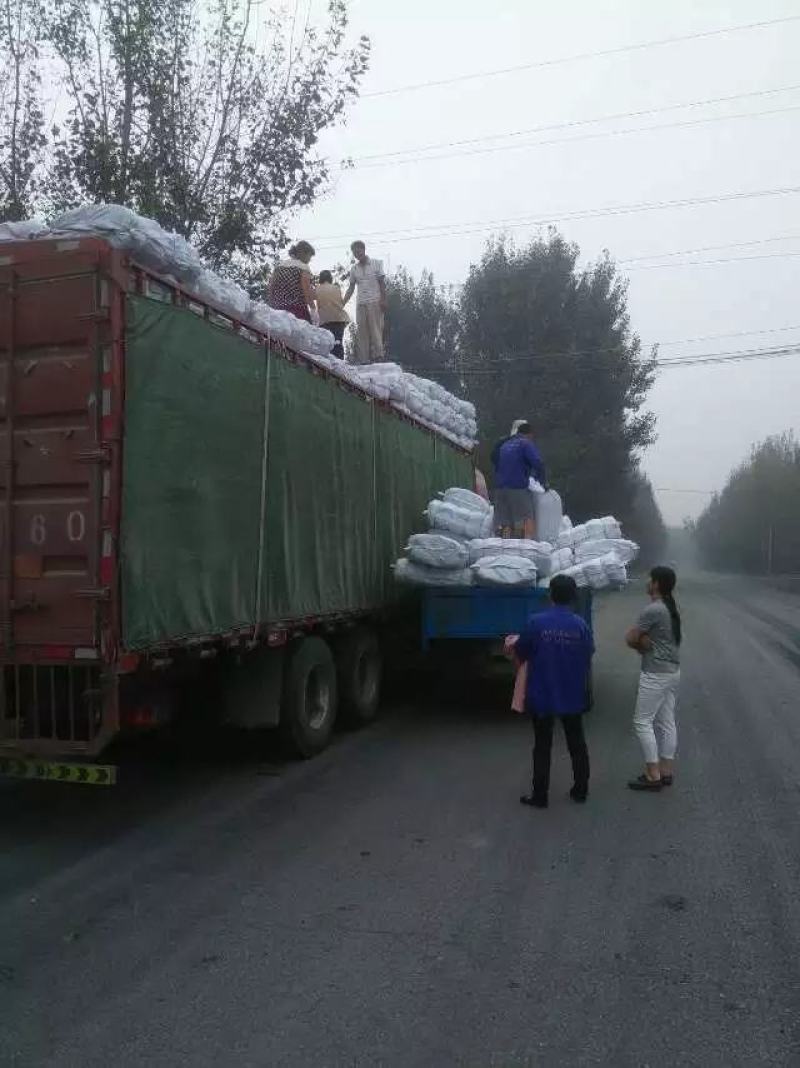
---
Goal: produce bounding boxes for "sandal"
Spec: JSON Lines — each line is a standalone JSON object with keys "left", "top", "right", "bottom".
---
{"left": 661, "top": 775, "right": 674, "bottom": 787}
{"left": 628, "top": 774, "right": 662, "bottom": 792}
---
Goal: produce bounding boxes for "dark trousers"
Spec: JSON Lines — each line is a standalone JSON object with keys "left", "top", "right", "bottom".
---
{"left": 323, "top": 321, "right": 346, "bottom": 359}
{"left": 532, "top": 714, "right": 590, "bottom": 801}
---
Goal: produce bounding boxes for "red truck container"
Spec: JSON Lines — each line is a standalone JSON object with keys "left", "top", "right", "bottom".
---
{"left": 0, "top": 237, "right": 473, "bottom": 782}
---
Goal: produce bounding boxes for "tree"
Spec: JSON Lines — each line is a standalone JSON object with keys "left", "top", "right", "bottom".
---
{"left": 0, "top": 0, "right": 46, "bottom": 220}
{"left": 694, "top": 434, "right": 800, "bottom": 573}
{"left": 2, "top": 0, "right": 368, "bottom": 282}
{"left": 384, "top": 268, "right": 460, "bottom": 385}
{"left": 620, "top": 471, "right": 667, "bottom": 567}
{"left": 459, "top": 231, "right": 657, "bottom": 522}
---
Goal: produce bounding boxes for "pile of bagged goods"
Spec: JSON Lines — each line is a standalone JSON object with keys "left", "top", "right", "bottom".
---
{"left": 393, "top": 485, "right": 639, "bottom": 591}
{"left": 0, "top": 207, "right": 477, "bottom": 451}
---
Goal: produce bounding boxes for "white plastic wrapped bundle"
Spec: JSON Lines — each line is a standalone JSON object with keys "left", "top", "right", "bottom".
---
{"left": 405, "top": 533, "right": 469, "bottom": 570}
{"left": 441, "top": 488, "right": 491, "bottom": 515}
{"left": 576, "top": 538, "right": 639, "bottom": 565}
{"left": 353, "top": 363, "right": 408, "bottom": 402}
{"left": 0, "top": 219, "right": 48, "bottom": 242}
{"left": 599, "top": 552, "right": 628, "bottom": 588}
{"left": 393, "top": 558, "right": 473, "bottom": 587}
{"left": 556, "top": 522, "right": 590, "bottom": 549}
{"left": 472, "top": 555, "right": 538, "bottom": 588}
{"left": 584, "top": 518, "right": 607, "bottom": 541}
{"left": 534, "top": 489, "right": 563, "bottom": 546}
{"left": 583, "top": 557, "right": 610, "bottom": 590}
{"left": 50, "top": 204, "right": 204, "bottom": 286}
{"left": 293, "top": 320, "right": 335, "bottom": 357}
{"left": 554, "top": 562, "right": 589, "bottom": 588}
{"left": 599, "top": 516, "right": 623, "bottom": 539}
{"left": 195, "top": 269, "right": 251, "bottom": 320}
{"left": 468, "top": 537, "right": 504, "bottom": 565}
{"left": 426, "top": 500, "right": 493, "bottom": 540}
{"left": 560, "top": 515, "right": 573, "bottom": 533}
{"left": 550, "top": 546, "right": 574, "bottom": 574}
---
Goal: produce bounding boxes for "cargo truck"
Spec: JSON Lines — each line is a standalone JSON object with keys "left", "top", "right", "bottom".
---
{"left": 0, "top": 236, "right": 472, "bottom": 783}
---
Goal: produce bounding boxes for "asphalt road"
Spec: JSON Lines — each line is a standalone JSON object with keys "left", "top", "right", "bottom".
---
{"left": 2, "top": 574, "right": 800, "bottom": 1067}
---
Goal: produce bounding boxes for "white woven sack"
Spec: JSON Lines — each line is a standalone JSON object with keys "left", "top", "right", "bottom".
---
{"left": 426, "top": 500, "right": 493, "bottom": 540}
{"left": 393, "top": 558, "right": 473, "bottom": 587}
{"left": 576, "top": 538, "right": 639, "bottom": 565}
{"left": 405, "top": 533, "right": 469, "bottom": 570}
{"left": 441, "top": 488, "right": 492, "bottom": 515}
{"left": 471, "top": 554, "right": 537, "bottom": 588}
{"left": 550, "top": 547, "right": 574, "bottom": 574}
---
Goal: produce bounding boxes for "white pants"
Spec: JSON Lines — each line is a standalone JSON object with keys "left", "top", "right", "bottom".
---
{"left": 633, "top": 670, "right": 680, "bottom": 765}
{"left": 354, "top": 302, "right": 384, "bottom": 364}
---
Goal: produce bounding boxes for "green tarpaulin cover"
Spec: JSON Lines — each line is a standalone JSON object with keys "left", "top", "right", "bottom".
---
{"left": 121, "top": 297, "right": 472, "bottom": 648}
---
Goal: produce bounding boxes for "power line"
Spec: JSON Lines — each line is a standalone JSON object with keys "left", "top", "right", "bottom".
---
{"left": 654, "top": 487, "right": 716, "bottom": 495}
{"left": 625, "top": 249, "right": 800, "bottom": 271}
{"left": 617, "top": 232, "right": 800, "bottom": 264}
{"left": 348, "top": 100, "right": 800, "bottom": 171}
{"left": 314, "top": 184, "right": 800, "bottom": 248}
{"left": 651, "top": 323, "right": 800, "bottom": 348}
{"left": 362, "top": 15, "right": 800, "bottom": 99}
{"left": 434, "top": 239, "right": 800, "bottom": 290}
{"left": 351, "top": 83, "right": 800, "bottom": 163}
{"left": 401, "top": 343, "right": 800, "bottom": 375}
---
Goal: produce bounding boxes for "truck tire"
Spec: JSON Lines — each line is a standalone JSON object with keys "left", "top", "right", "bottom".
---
{"left": 280, "top": 637, "right": 338, "bottom": 758}
{"left": 334, "top": 626, "right": 383, "bottom": 728}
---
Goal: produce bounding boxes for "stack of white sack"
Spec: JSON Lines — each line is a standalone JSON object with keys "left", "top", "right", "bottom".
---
{"left": 392, "top": 487, "right": 494, "bottom": 587}
{"left": 1, "top": 207, "right": 478, "bottom": 445}
{"left": 467, "top": 537, "right": 553, "bottom": 575}
{"left": 393, "top": 558, "right": 472, "bottom": 587}
{"left": 575, "top": 538, "right": 638, "bottom": 565}
{"left": 352, "top": 364, "right": 478, "bottom": 450}
{"left": 550, "top": 512, "right": 638, "bottom": 591}
{"left": 556, "top": 516, "right": 623, "bottom": 548}
{"left": 471, "top": 555, "right": 538, "bottom": 588}
{"left": 426, "top": 500, "right": 492, "bottom": 540}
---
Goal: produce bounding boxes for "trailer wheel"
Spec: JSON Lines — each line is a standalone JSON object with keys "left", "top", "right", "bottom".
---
{"left": 279, "top": 637, "right": 338, "bottom": 758}
{"left": 334, "top": 626, "right": 383, "bottom": 728}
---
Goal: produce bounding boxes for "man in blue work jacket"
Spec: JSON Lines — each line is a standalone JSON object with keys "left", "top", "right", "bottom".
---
{"left": 513, "top": 574, "right": 594, "bottom": 808}
{"left": 492, "top": 421, "right": 546, "bottom": 538}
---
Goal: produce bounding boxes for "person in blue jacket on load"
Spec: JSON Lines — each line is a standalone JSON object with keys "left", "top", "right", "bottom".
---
{"left": 492, "top": 421, "right": 546, "bottom": 538}
{"left": 513, "top": 574, "right": 594, "bottom": 808}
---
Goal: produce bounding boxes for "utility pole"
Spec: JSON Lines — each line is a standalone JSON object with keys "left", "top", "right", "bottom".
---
{"left": 767, "top": 524, "right": 775, "bottom": 575}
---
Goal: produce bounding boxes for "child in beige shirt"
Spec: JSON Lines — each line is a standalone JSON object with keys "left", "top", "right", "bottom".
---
{"left": 315, "top": 271, "right": 349, "bottom": 358}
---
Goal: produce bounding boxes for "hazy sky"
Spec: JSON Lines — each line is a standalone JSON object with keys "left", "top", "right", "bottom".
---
{"left": 293, "top": 0, "right": 800, "bottom": 524}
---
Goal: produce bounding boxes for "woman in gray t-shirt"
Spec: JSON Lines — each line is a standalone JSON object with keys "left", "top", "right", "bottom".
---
{"left": 624, "top": 566, "right": 682, "bottom": 792}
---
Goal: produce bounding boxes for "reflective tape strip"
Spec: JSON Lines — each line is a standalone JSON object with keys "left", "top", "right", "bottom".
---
{"left": 0, "top": 757, "right": 117, "bottom": 785}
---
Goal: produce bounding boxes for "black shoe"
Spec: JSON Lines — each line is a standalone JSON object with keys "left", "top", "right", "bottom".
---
{"left": 569, "top": 786, "right": 588, "bottom": 803}
{"left": 520, "top": 794, "right": 548, "bottom": 809}
{"left": 628, "top": 774, "right": 662, "bottom": 792}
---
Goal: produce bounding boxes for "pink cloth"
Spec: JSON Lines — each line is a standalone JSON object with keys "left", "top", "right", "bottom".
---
{"left": 504, "top": 634, "right": 528, "bottom": 714}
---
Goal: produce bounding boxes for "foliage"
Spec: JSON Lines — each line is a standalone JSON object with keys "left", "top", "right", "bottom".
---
{"left": 0, "top": 0, "right": 47, "bottom": 220}
{"left": 459, "top": 232, "right": 656, "bottom": 522}
{"left": 619, "top": 471, "right": 667, "bottom": 568}
{"left": 379, "top": 232, "right": 664, "bottom": 559}
{"left": 0, "top": 0, "right": 369, "bottom": 283}
{"left": 693, "top": 433, "right": 800, "bottom": 573}
{"left": 384, "top": 268, "right": 460, "bottom": 384}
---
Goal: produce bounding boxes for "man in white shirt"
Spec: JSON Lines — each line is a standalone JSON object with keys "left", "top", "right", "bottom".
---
{"left": 343, "top": 240, "right": 387, "bottom": 364}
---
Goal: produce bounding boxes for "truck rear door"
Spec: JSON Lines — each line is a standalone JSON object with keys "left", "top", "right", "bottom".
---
{"left": 0, "top": 240, "right": 118, "bottom": 754}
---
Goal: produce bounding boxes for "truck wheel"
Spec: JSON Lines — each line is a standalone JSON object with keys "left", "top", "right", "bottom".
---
{"left": 280, "top": 637, "right": 338, "bottom": 758}
{"left": 334, "top": 626, "right": 383, "bottom": 728}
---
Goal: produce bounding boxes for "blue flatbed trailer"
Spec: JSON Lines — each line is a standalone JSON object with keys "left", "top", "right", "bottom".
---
{"left": 421, "top": 586, "right": 593, "bottom": 650}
